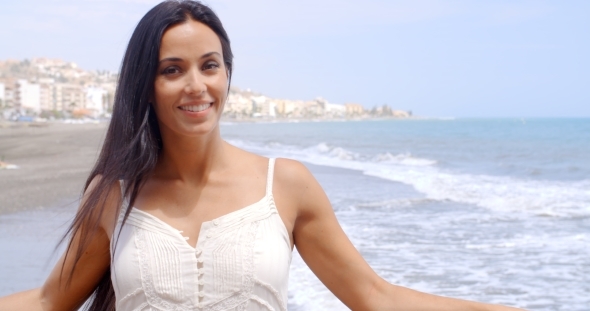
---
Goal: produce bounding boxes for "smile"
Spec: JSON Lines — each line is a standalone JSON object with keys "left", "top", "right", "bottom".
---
{"left": 179, "top": 103, "right": 212, "bottom": 112}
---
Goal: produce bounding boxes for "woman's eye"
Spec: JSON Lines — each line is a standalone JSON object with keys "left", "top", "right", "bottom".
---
{"left": 203, "top": 61, "right": 220, "bottom": 71}
{"left": 161, "top": 66, "right": 180, "bottom": 75}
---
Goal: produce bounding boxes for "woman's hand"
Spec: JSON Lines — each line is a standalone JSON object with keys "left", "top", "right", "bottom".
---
{"left": 275, "top": 159, "right": 526, "bottom": 311}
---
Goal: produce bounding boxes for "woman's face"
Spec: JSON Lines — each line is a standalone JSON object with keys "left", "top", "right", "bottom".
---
{"left": 153, "top": 19, "right": 228, "bottom": 139}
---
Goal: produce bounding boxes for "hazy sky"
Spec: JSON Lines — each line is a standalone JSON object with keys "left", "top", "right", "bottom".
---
{"left": 1, "top": 0, "right": 589, "bottom": 117}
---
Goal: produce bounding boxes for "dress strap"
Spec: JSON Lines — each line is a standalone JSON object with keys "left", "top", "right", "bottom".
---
{"left": 265, "top": 158, "right": 276, "bottom": 196}
{"left": 118, "top": 180, "right": 130, "bottom": 218}
{"left": 119, "top": 179, "right": 125, "bottom": 197}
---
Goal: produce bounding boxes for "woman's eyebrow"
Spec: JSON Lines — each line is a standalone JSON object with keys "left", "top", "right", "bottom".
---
{"left": 159, "top": 57, "right": 183, "bottom": 63}
{"left": 159, "top": 52, "right": 221, "bottom": 64}
{"left": 200, "top": 51, "right": 221, "bottom": 59}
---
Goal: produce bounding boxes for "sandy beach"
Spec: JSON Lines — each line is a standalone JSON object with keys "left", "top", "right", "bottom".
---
{"left": 0, "top": 122, "right": 108, "bottom": 215}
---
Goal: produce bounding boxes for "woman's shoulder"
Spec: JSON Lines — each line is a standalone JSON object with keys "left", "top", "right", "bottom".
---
{"left": 273, "top": 158, "right": 323, "bottom": 204}
{"left": 224, "top": 141, "right": 307, "bottom": 176}
{"left": 274, "top": 158, "right": 314, "bottom": 184}
{"left": 224, "top": 141, "right": 318, "bottom": 194}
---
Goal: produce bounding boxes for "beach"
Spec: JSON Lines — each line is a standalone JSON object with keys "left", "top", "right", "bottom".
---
{"left": 0, "top": 122, "right": 107, "bottom": 294}
{"left": 0, "top": 122, "right": 107, "bottom": 215}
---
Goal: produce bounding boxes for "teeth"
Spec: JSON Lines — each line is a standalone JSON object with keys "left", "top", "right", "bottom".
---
{"left": 180, "top": 103, "right": 210, "bottom": 112}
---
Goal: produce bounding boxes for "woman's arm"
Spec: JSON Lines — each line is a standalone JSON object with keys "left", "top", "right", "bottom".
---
{"left": 0, "top": 228, "right": 110, "bottom": 311}
{"left": 275, "top": 159, "right": 524, "bottom": 311}
{"left": 0, "top": 289, "right": 43, "bottom": 311}
{"left": 0, "top": 176, "right": 118, "bottom": 311}
{"left": 38, "top": 216, "right": 111, "bottom": 311}
{"left": 368, "top": 283, "right": 523, "bottom": 311}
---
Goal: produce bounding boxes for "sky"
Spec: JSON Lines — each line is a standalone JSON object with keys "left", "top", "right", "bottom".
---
{"left": 0, "top": 0, "right": 588, "bottom": 117}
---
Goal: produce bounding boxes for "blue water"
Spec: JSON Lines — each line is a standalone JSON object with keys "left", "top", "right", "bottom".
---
{"left": 224, "top": 118, "right": 590, "bottom": 181}
{"left": 221, "top": 118, "right": 590, "bottom": 311}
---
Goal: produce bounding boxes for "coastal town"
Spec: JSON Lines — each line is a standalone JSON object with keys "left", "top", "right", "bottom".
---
{"left": 0, "top": 58, "right": 412, "bottom": 122}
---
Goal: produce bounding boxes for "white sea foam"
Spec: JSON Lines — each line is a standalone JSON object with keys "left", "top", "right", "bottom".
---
{"left": 372, "top": 152, "right": 437, "bottom": 166}
{"left": 227, "top": 139, "right": 590, "bottom": 217}
{"left": 0, "top": 164, "right": 19, "bottom": 170}
{"left": 366, "top": 167, "right": 590, "bottom": 217}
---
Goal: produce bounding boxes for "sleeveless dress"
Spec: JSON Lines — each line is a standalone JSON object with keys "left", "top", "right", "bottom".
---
{"left": 110, "top": 158, "right": 292, "bottom": 311}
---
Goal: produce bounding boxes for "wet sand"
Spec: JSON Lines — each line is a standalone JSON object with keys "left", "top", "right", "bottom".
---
{"left": 0, "top": 122, "right": 108, "bottom": 215}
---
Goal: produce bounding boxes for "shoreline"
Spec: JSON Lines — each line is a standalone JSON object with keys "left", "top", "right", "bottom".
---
{"left": 220, "top": 115, "right": 427, "bottom": 124}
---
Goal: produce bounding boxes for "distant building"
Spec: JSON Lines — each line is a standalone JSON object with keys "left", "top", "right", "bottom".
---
{"left": 392, "top": 110, "right": 410, "bottom": 118}
{"left": 324, "top": 102, "right": 346, "bottom": 117}
{"left": 0, "top": 58, "right": 117, "bottom": 118}
{"left": 16, "top": 79, "right": 41, "bottom": 113}
{"left": 2, "top": 80, "right": 15, "bottom": 108}
{"left": 226, "top": 92, "right": 254, "bottom": 116}
{"left": 85, "top": 86, "right": 107, "bottom": 116}
{"left": 268, "top": 100, "right": 277, "bottom": 117}
{"left": 304, "top": 100, "right": 323, "bottom": 117}
{"left": 58, "top": 84, "right": 86, "bottom": 111}
{"left": 275, "top": 99, "right": 304, "bottom": 117}
{"left": 38, "top": 78, "right": 55, "bottom": 111}
{"left": 345, "top": 103, "right": 364, "bottom": 116}
{"left": 222, "top": 89, "right": 381, "bottom": 120}
{"left": 0, "top": 83, "right": 5, "bottom": 107}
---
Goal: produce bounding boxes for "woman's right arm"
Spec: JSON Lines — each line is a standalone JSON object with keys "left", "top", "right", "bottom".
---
{"left": 0, "top": 177, "right": 119, "bottom": 311}
{"left": 0, "top": 288, "right": 43, "bottom": 310}
{"left": 0, "top": 226, "right": 110, "bottom": 311}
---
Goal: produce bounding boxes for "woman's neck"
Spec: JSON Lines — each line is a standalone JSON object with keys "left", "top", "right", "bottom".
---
{"left": 154, "top": 125, "right": 228, "bottom": 183}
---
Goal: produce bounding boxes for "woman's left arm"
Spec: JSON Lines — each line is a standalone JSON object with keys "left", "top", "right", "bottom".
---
{"left": 275, "top": 159, "right": 524, "bottom": 311}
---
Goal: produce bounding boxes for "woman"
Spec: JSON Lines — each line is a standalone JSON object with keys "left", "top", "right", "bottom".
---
{"left": 0, "top": 1, "right": 525, "bottom": 310}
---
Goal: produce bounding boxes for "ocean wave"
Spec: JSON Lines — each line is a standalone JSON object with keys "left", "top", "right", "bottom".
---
{"left": 372, "top": 152, "right": 437, "bottom": 166}
{"left": 227, "top": 139, "right": 590, "bottom": 217}
{"left": 354, "top": 198, "right": 436, "bottom": 209}
{"left": 366, "top": 167, "right": 590, "bottom": 218}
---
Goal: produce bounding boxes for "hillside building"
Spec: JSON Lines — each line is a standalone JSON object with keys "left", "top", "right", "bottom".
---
{"left": 16, "top": 79, "right": 41, "bottom": 113}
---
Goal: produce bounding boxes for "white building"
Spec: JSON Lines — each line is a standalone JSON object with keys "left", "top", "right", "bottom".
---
{"left": 324, "top": 102, "right": 346, "bottom": 117}
{"left": 85, "top": 87, "right": 107, "bottom": 116}
{"left": 251, "top": 95, "right": 275, "bottom": 117}
{"left": 268, "top": 100, "right": 277, "bottom": 117}
{"left": 17, "top": 80, "right": 41, "bottom": 113}
{"left": 0, "top": 83, "right": 5, "bottom": 106}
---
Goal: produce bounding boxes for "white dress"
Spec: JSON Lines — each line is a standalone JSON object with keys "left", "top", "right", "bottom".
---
{"left": 111, "top": 159, "right": 292, "bottom": 311}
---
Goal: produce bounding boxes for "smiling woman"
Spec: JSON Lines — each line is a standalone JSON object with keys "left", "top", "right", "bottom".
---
{"left": 154, "top": 20, "right": 229, "bottom": 138}
{"left": 0, "top": 1, "right": 527, "bottom": 311}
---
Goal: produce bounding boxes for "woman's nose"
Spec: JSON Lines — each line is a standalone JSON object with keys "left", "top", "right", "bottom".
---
{"left": 184, "top": 69, "right": 206, "bottom": 95}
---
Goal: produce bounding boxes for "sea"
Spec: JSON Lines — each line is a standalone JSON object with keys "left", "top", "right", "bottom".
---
{"left": 1, "top": 118, "right": 588, "bottom": 310}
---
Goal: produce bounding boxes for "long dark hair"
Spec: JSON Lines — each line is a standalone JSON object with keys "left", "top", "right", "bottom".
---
{"left": 59, "top": 1, "right": 233, "bottom": 310}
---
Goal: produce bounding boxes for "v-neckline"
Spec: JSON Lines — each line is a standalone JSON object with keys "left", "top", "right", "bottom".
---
{"left": 130, "top": 193, "right": 270, "bottom": 250}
